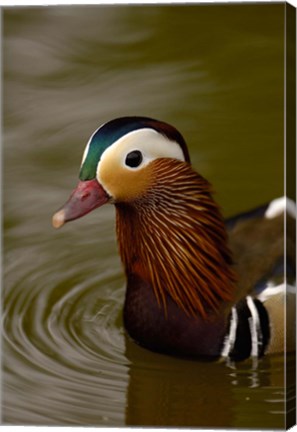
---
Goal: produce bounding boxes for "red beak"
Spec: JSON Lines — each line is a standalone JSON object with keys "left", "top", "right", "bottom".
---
{"left": 52, "top": 179, "right": 109, "bottom": 229}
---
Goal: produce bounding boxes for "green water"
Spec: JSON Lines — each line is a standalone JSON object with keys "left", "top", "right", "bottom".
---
{"left": 3, "top": 4, "right": 287, "bottom": 427}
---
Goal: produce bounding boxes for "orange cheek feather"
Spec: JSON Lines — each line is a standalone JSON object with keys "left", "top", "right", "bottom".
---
{"left": 99, "top": 163, "right": 152, "bottom": 202}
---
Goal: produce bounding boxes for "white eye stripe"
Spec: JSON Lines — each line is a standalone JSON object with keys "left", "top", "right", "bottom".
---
{"left": 97, "top": 128, "right": 185, "bottom": 175}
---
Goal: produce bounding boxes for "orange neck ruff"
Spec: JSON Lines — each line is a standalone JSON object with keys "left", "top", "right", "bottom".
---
{"left": 116, "top": 159, "right": 237, "bottom": 319}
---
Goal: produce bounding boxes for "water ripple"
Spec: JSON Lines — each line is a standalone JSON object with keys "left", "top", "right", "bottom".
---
{"left": 3, "top": 233, "right": 129, "bottom": 425}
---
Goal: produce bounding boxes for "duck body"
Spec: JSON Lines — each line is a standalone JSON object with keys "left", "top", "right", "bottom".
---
{"left": 53, "top": 116, "right": 295, "bottom": 361}
{"left": 116, "top": 186, "right": 231, "bottom": 359}
{"left": 117, "top": 194, "right": 271, "bottom": 360}
{"left": 123, "top": 273, "right": 228, "bottom": 359}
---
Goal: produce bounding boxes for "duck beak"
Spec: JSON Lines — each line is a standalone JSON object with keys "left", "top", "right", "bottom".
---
{"left": 52, "top": 179, "right": 109, "bottom": 229}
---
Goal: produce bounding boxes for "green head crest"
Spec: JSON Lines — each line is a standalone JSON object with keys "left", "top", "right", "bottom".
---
{"left": 79, "top": 116, "right": 190, "bottom": 180}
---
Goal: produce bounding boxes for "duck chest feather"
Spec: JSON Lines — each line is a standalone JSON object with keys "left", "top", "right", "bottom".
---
{"left": 123, "top": 273, "right": 229, "bottom": 359}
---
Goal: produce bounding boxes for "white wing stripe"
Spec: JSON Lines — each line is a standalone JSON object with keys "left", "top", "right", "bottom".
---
{"left": 247, "top": 296, "right": 262, "bottom": 357}
{"left": 221, "top": 307, "right": 238, "bottom": 357}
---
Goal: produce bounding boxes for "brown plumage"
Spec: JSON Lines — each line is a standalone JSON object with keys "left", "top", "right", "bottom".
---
{"left": 52, "top": 117, "right": 290, "bottom": 359}
{"left": 116, "top": 158, "right": 237, "bottom": 319}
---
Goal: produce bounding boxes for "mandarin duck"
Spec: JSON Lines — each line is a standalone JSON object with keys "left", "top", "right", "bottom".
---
{"left": 52, "top": 117, "right": 295, "bottom": 361}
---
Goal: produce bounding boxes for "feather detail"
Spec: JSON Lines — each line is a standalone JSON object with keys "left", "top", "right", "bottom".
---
{"left": 116, "top": 158, "right": 237, "bottom": 319}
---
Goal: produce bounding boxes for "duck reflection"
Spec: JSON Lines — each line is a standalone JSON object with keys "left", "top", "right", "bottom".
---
{"left": 124, "top": 335, "right": 234, "bottom": 428}
{"left": 124, "top": 336, "right": 287, "bottom": 428}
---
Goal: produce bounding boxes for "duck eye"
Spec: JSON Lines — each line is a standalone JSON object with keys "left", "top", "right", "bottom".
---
{"left": 125, "top": 150, "right": 143, "bottom": 168}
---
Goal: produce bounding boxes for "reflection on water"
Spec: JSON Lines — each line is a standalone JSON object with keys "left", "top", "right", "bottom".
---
{"left": 3, "top": 3, "right": 287, "bottom": 427}
{"left": 126, "top": 343, "right": 286, "bottom": 429}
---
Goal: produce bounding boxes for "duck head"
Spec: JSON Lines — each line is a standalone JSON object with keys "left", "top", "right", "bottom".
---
{"left": 52, "top": 116, "right": 190, "bottom": 227}
{"left": 53, "top": 116, "right": 236, "bottom": 318}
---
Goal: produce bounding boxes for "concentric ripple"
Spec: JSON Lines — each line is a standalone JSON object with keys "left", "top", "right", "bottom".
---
{"left": 3, "top": 217, "right": 129, "bottom": 425}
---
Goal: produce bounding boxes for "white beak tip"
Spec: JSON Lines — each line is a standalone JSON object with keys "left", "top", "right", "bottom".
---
{"left": 52, "top": 210, "right": 65, "bottom": 229}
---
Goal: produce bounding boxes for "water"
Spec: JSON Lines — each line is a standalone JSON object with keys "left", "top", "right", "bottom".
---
{"left": 3, "top": 4, "right": 287, "bottom": 427}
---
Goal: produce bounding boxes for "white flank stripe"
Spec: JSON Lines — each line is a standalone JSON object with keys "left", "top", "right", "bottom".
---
{"left": 265, "top": 196, "right": 296, "bottom": 219}
{"left": 258, "top": 282, "right": 295, "bottom": 302}
{"left": 221, "top": 307, "right": 238, "bottom": 358}
{"left": 246, "top": 296, "right": 261, "bottom": 357}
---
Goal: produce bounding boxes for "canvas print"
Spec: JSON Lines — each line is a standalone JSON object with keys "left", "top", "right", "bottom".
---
{"left": 2, "top": 2, "right": 296, "bottom": 429}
